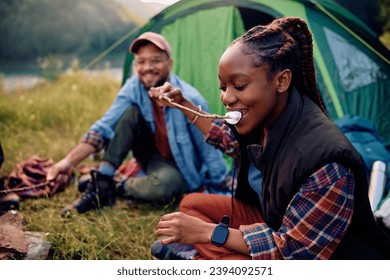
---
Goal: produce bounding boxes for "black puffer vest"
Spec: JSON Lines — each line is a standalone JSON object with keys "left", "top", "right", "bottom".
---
{"left": 233, "top": 90, "right": 390, "bottom": 259}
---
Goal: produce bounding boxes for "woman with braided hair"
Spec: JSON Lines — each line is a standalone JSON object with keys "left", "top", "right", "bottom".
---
{"left": 150, "top": 17, "right": 390, "bottom": 259}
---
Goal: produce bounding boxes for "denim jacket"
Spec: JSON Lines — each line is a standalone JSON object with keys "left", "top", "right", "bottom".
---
{"left": 88, "top": 73, "right": 228, "bottom": 191}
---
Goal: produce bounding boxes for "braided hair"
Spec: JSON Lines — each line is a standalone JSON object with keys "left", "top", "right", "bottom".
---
{"left": 232, "top": 17, "right": 327, "bottom": 115}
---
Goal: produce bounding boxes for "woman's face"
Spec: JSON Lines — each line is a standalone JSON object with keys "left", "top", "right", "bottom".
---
{"left": 218, "top": 43, "right": 287, "bottom": 135}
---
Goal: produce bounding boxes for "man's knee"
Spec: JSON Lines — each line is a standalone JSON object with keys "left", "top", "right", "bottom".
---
{"left": 123, "top": 172, "right": 186, "bottom": 204}
{"left": 119, "top": 106, "right": 141, "bottom": 126}
{"left": 146, "top": 171, "right": 187, "bottom": 203}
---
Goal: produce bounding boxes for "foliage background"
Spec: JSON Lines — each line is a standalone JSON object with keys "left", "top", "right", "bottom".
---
{"left": 0, "top": 0, "right": 136, "bottom": 62}
{"left": 0, "top": 0, "right": 388, "bottom": 64}
{"left": 379, "top": 0, "right": 390, "bottom": 47}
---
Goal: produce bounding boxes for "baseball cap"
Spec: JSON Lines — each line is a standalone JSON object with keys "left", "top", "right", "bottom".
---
{"left": 129, "top": 32, "right": 171, "bottom": 58}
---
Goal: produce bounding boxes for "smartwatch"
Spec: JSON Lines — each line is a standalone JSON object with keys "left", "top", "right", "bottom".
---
{"left": 211, "top": 215, "right": 230, "bottom": 247}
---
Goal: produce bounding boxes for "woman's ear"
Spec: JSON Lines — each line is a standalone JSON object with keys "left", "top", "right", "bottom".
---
{"left": 276, "top": 69, "right": 292, "bottom": 93}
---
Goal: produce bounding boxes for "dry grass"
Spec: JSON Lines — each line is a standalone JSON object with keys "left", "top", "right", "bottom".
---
{"left": 0, "top": 71, "right": 119, "bottom": 173}
{"left": 0, "top": 71, "right": 173, "bottom": 259}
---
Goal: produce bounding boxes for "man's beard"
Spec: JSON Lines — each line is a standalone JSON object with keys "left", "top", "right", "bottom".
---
{"left": 143, "top": 74, "right": 169, "bottom": 90}
{"left": 154, "top": 75, "right": 168, "bottom": 87}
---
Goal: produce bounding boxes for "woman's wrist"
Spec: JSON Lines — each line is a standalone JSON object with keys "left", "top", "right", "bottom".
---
{"left": 200, "top": 222, "right": 216, "bottom": 243}
{"left": 190, "top": 105, "right": 202, "bottom": 125}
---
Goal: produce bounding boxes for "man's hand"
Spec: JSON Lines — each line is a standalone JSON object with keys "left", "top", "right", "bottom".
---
{"left": 46, "top": 158, "right": 72, "bottom": 184}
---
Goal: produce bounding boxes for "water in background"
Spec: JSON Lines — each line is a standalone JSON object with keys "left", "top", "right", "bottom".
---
{"left": 3, "top": 68, "right": 123, "bottom": 92}
{"left": 2, "top": 53, "right": 125, "bottom": 92}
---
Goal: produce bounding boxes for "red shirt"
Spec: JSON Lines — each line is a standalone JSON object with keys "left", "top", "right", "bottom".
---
{"left": 151, "top": 99, "right": 173, "bottom": 160}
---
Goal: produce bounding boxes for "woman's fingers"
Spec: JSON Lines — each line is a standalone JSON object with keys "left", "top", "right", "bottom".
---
{"left": 155, "top": 222, "right": 180, "bottom": 245}
{"left": 149, "top": 82, "right": 171, "bottom": 97}
{"left": 159, "top": 212, "right": 181, "bottom": 221}
{"left": 155, "top": 227, "right": 175, "bottom": 237}
{"left": 159, "top": 236, "right": 176, "bottom": 245}
{"left": 149, "top": 83, "right": 182, "bottom": 105}
{"left": 155, "top": 212, "right": 188, "bottom": 243}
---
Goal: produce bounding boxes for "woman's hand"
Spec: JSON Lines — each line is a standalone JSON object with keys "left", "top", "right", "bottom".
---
{"left": 155, "top": 212, "right": 215, "bottom": 245}
{"left": 149, "top": 82, "right": 185, "bottom": 107}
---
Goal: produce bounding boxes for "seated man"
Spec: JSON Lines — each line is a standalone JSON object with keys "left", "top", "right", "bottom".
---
{"left": 47, "top": 32, "right": 228, "bottom": 215}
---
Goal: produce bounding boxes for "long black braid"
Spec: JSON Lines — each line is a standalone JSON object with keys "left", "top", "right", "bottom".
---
{"left": 232, "top": 17, "right": 328, "bottom": 115}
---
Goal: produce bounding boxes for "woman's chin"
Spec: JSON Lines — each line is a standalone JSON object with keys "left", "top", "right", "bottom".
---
{"left": 234, "top": 124, "right": 250, "bottom": 135}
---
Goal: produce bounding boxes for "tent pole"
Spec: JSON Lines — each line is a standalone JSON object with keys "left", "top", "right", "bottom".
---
{"left": 314, "top": 2, "right": 390, "bottom": 65}
{"left": 83, "top": 26, "right": 139, "bottom": 71}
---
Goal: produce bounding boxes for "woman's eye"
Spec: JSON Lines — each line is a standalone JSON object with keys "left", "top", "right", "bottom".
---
{"left": 219, "top": 86, "right": 226, "bottom": 92}
{"left": 235, "top": 85, "right": 247, "bottom": 91}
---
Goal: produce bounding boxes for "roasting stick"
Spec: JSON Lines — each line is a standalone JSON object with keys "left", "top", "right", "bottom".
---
{"left": 161, "top": 96, "right": 242, "bottom": 125}
{"left": 162, "top": 96, "right": 226, "bottom": 119}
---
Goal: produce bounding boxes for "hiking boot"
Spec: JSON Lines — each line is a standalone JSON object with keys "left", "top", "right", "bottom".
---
{"left": 0, "top": 177, "right": 20, "bottom": 215}
{"left": 0, "top": 193, "right": 20, "bottom": 216}
{"left": 62, "top": 170, "right": 115, "bottom": 216}
{"left": 77, "top": 173, "right": 93, "bottom": 193}
{"left": 151, "top": 240, "right": 198, "bottom": 260}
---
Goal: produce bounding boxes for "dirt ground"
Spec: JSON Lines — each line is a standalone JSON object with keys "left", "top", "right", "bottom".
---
{"left": 0, "top": 211, "right": 51, "bottom": 260}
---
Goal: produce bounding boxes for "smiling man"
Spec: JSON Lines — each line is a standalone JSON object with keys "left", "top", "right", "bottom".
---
{"left": 47, "top": 32, "right": 228, "bottom": 215}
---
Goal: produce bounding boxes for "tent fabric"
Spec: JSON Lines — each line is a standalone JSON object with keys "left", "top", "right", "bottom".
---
{"left": 306, "top": 10, "right": 390, "bottom": 142}
{"left": 122, "top": 0, "right": 390, "bottom": 145}
{"left": 161, "top": 6, "right": 246, "bottom": 115}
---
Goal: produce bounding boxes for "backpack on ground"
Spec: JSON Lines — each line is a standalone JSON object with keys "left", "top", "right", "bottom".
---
{"left": 335, "top": 115, "right": 390, "bottom": 206}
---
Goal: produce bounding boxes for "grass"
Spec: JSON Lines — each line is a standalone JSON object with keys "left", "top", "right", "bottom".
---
{"left": 0, "top": 71, "right": 119, "bottom": 171}
{"left": 0, "top": 71, "right": 174, "bottom": 259}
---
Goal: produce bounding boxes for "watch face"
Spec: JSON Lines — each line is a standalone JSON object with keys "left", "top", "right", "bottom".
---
{"left": 212, "top": 225, "right": 229, "bottom": 245}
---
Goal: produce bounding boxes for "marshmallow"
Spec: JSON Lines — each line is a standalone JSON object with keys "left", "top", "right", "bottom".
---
{"left": 224, "top": 111, "right": 242, "bottom": 125}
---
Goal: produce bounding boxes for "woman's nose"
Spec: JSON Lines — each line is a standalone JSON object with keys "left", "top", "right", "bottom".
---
{"left": 220, "top": 90, "right": 237, "bottom": 107}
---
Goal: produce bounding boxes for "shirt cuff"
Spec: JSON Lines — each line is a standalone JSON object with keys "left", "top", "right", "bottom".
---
{"left": 240, "top": 223, "right": 281, "bottom": 259}
{"left": 80, "top": 130, "right": 107, "bottom": 152}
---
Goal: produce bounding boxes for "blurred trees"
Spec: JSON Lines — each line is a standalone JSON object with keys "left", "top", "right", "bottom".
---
{"left": 0, "top": 0, "right": 136, "bottom": 61}
{"left": 380, "top": 0, "right": 390, "bottom": 33}
{"left": 335, "top": 0, "right": 384, "bottom": 35}
{"left": 0, "top": 0, "right": 388, "bottom": 63}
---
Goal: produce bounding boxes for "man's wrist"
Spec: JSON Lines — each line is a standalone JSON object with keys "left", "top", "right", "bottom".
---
{"left": 59, "top": 158, "right": 74, "bottom": 172}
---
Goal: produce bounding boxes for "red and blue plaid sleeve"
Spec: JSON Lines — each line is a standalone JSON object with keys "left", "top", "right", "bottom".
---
{"left": 205, "top": 120, "right": 238, "bottom": 158}
{"left": 240, "top": 162, "right": 355, "bottom": 259}
{"left": 79, "top": 130, "right": 107, "bottom": 152}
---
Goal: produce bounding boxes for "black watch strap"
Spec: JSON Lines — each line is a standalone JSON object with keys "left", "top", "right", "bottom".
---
{"left": 220, "top": 215, "right": 230, "bottom": 226}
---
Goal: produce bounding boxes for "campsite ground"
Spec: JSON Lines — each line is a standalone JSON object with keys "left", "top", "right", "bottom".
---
{"left": 0, "top": 71, "right": 173, "bottom": 259}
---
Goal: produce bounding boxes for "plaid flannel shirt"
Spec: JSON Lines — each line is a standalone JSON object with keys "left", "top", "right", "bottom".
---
{"left": 206, "top": 120, "right": 355, "bottom": 259}
{"left": 80, "top": 130, "right": 107, "bottom": 152}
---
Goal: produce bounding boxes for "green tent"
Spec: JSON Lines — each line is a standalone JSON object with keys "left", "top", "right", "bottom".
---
{"left": 122, "top": 0, "right": 390, "bottom": 145}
